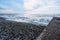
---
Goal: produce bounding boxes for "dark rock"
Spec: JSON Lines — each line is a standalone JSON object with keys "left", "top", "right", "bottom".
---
{"left": 37, "top": 17, "right": 60, "bottom": 40}
{"left": 0, "top": 17, "right": 45, "bottom": 40}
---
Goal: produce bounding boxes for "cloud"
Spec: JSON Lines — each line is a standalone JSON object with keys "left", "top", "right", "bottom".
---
{"left": 23, "top": 0, "right": 60, "bottom": 17}
{"left": 0, "top": 0, "right": 60, "bottom": 14}
{"left": 0, "top": 4, "right": 16, "bottom": 14}
{"left": 24, "top": 0, "right": 47, "bottom": 10}
{"left": 0, "top": 9, "right": 16, "bottom": 14}
{"left": 0, "top": 0, "right": 23, "bottom": 13}
{"left": 0, "top": 7, "right": 5, "bottom": 10}
{"left": 24, "top": 0, "right": 56, "bottom": 10}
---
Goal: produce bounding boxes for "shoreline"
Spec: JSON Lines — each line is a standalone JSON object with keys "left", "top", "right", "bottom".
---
{"left": 0, "top": 17, "right": 46, "bottom": 40}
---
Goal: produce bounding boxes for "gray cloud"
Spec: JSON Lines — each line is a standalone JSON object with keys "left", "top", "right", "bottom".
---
{"left": 0, "top": 7, "right": 5, "bottom": 10}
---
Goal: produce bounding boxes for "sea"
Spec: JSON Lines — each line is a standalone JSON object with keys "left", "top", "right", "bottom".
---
{"left": 0, "top": 14, "right": 60, "bottom": 26}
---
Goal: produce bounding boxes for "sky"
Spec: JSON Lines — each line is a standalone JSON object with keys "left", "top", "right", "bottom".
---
{"left": 0, "top": 0, "right": 60, "bottom": 15}
{"left": 0, "top": 0, "right": 23, "bottom": 13}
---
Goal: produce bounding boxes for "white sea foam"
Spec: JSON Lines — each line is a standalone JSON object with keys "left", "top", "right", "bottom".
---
{"left": 0, "top": 14, "right": 60, "bottom": 26}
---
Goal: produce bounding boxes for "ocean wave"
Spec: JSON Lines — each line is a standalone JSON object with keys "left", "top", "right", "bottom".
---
{"left": 0, "top": 14, "right": 53, "bottom": 26}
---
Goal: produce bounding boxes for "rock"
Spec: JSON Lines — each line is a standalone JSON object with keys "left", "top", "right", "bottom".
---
{"left": 0, "top": 17, "right": 46, "bottom": 40}
{"left": 37, "top": 17, "right": 60, "bottom": 40}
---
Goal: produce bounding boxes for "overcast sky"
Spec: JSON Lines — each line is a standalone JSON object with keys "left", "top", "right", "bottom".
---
{"left": 0, "top": 0, "right": 60, "bottom": 15}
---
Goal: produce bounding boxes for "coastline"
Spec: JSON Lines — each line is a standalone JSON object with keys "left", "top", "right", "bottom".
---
{"left": 0, "top": 17, "right": 46, "bottom": 40}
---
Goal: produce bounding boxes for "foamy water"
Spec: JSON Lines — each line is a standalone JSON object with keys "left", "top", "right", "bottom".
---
{"left": 0, "top": 14, "right": 60, "bottom": 26}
